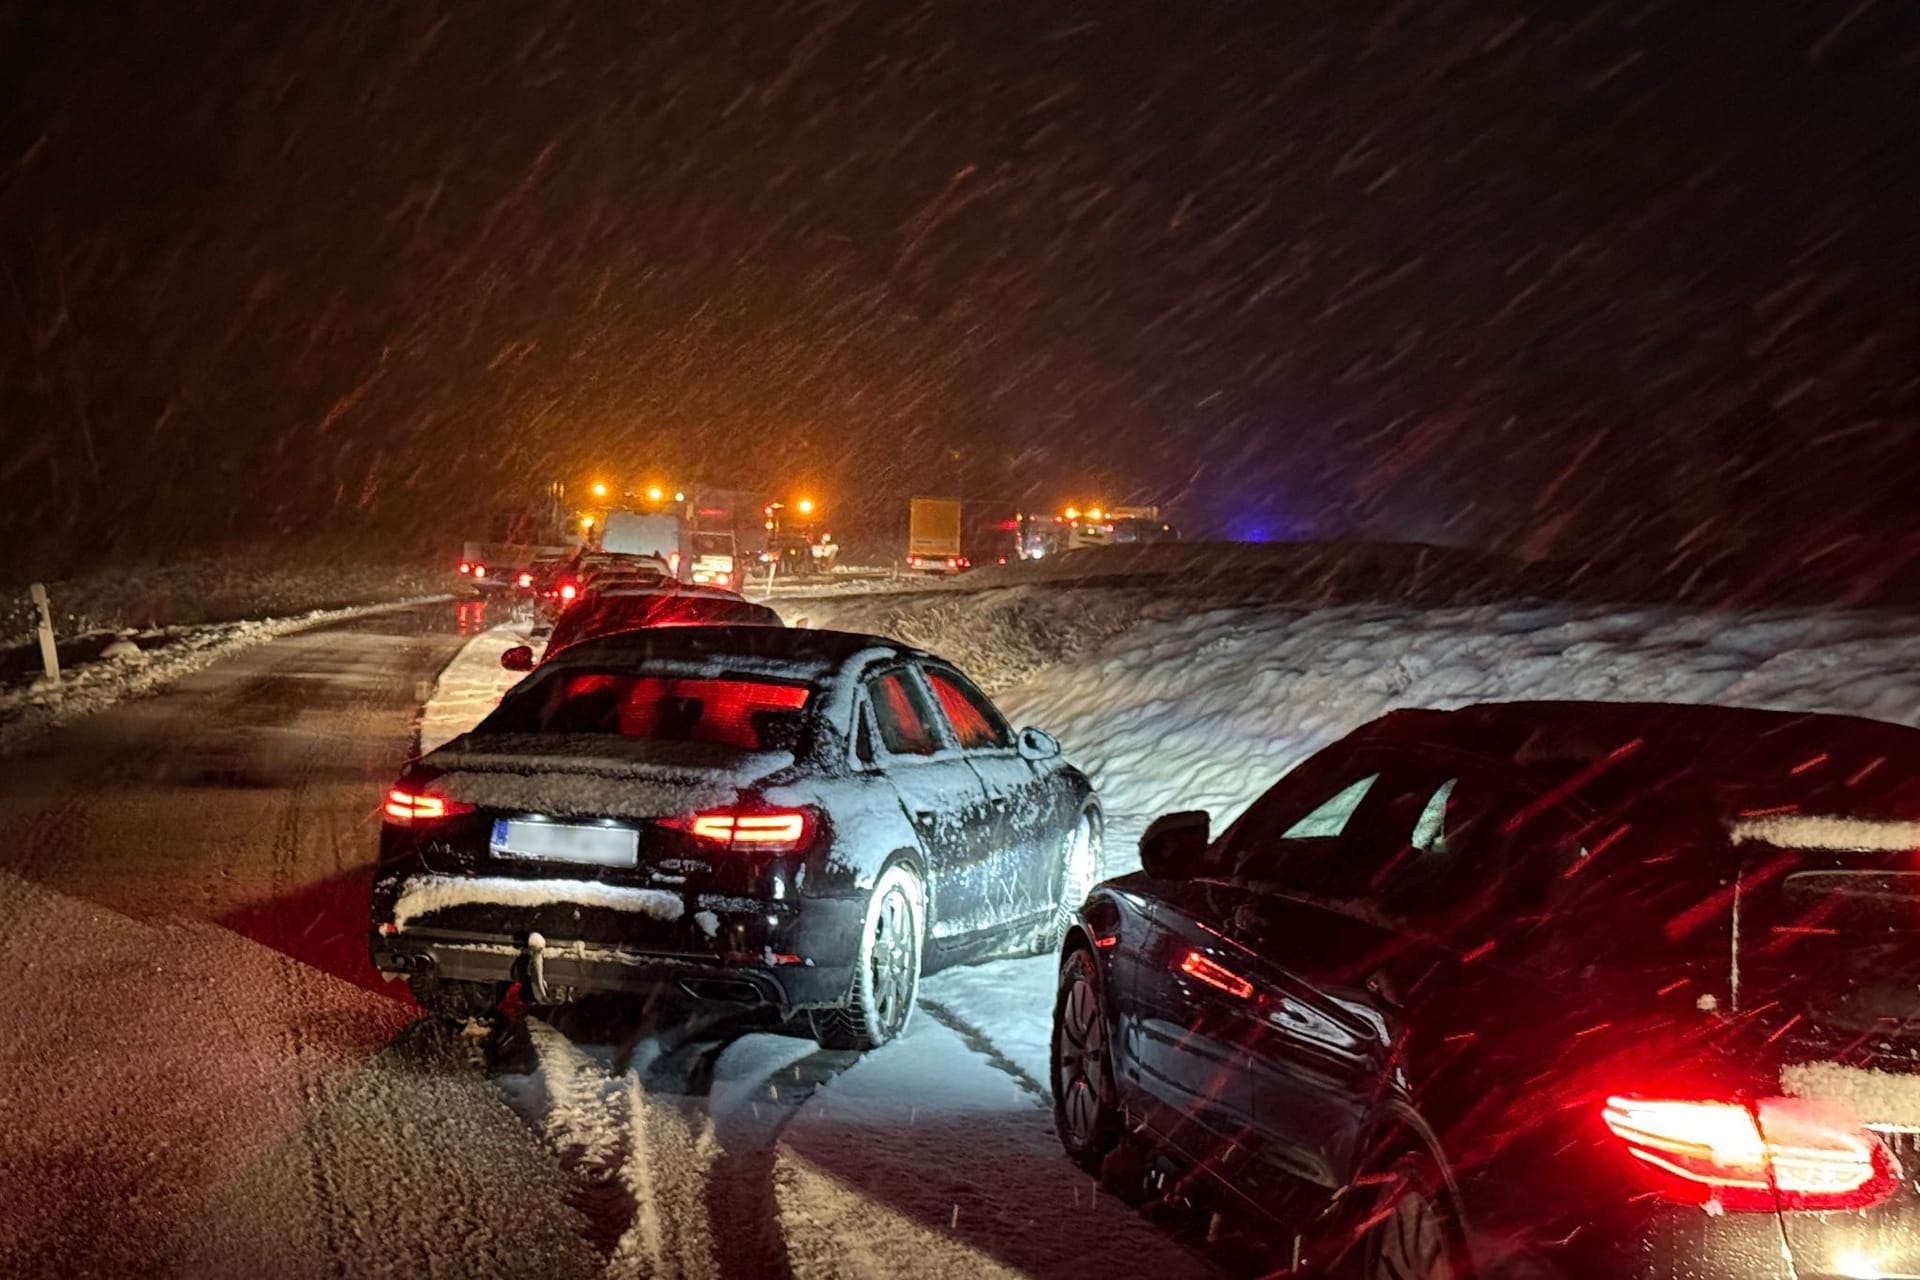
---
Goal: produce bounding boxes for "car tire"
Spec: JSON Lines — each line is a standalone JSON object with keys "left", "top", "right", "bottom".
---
{"left": 810, "top": 862, "right": 924, "bottom": 1051}
{"left": 1344, "top": 1154, "right": 1469, "bottom": 1280}
{"left": 1034, "top": 806, "right": 1103, "bottom": 955}
{"left": 409, "top": 974, "right": 502, "bottom": 1023}
{"left": 1052, "top": 943, "right": 1122, "bottom": 1172}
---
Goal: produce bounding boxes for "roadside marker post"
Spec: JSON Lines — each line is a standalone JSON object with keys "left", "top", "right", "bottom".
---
{"left": 29, "top": 582, "right": 61, "bottom": 690}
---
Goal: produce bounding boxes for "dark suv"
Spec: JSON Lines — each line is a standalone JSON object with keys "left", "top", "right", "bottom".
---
{"left": 1055, "top": 701, "right": 1920, "bottom": 1278}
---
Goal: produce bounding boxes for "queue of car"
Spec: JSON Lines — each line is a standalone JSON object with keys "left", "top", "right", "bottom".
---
{"left": 384, "top": 563, "right": 1920, "bottom": 1276}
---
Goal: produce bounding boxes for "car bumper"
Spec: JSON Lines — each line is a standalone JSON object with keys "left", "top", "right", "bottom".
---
{"left": 369, "top": 879, "right": 863, "bottom": 1013}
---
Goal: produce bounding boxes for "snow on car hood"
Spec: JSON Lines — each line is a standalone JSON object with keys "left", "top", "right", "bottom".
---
{"left": 392, "top": 874, "right": 684, "bottom": 930}
{"left": 420, "top": 733, "right": 794, "bottom": 819}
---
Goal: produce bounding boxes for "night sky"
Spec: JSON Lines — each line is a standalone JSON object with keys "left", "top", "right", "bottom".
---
{"left": 4, "top": 1, "right": 1918, "bottom": 577}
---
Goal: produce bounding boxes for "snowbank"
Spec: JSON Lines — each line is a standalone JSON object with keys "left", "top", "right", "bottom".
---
{"left": 0, "top": 556, "right": 452, "bottom": 645}
{"left": 0, "top": 597, "right": 443, "bottom": 757}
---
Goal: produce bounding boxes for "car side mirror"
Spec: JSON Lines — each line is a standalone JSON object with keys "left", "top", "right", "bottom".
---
{"left": 1017, "top": 726, "right": 1061, "bottom": 761}
{"left": 499, "top": 645, "right": 535, "bottom": 673}
{"left": 1139, "top": 810, "right": 1211, "bottom": 880}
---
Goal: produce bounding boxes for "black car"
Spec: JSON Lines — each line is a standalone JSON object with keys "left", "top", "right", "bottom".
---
{"left": 373, "top": 625, "right": 1102, "bottom": 1049}
{"left": 501, "top": 585, "right": 783, "bottom": 672}
{"left": 1053, "top": 701, "right": 1920, "bottom": 1279}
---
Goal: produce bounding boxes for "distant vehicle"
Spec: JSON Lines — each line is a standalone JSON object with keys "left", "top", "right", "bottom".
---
{"left": 1055, "top": 700, "right": 1920, "bottom": 1278}
{"left": 372, "top": 626, "right": 1102, "bottom": 1049}
{"left": 458, "top": 539, "right": 572, "bottom": 590}
{"left": 687, "top": 529, "right": 739, "bottom": 589}
{"left": 503, "top": 586, "right": 782, "bottom": 670}
{"left": 536, "top": 551, "right": 672, "bottom": 624}
{"left": 907, "top": 497, "right": 969, "bottom": 573}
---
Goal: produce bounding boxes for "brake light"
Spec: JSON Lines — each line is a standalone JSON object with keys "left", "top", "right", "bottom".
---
{"left": 946, "top": 557, "right": 957, "bottom": 568}
{"left": 382, "top": 787, "right": 475, "bottom": 825}
{"left": 1179, "top": 950, "right": 1253, "bottom": 999}
{"left": 517, "top": 571, "right": 533, "bottom": 587}
{"left": 669, "top": 551, "right": 681, "bottom": 576}
{"left": 473, "top": 563, "right": 487, "bottom": 579}
{"left": 1601, "top": 1095, "right": 1899, "bottom": 1212}
{"left": 559, "top": 582, "right": 577, "bottom": 601}
{"left": 457, "top": 561, "right": 472, "bottom": 574}
{"left": 716, "top": 573, "right": 730, "bottom": 587}
{"left": 667, "top": 809, "right": 814, "bottom": 852}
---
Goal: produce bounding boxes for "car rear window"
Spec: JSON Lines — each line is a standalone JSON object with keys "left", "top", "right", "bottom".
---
{"left": 487, "top": 672, "right": 811, "bottom": 749}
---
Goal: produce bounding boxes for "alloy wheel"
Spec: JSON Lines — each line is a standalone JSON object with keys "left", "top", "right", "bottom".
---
{"left": 1055, "top": 964, "right": 1108, "bottom": 1147}
{"left": 868, "top": 885, "right": 916, "bottom": 1038}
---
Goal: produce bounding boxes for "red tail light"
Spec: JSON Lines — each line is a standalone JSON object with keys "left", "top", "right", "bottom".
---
{"left": 473, "top": 563, "right": 488, "bottom": 579}
{"left": 1601, "top": 1095, "right": 1899, "bottom": 1212}
{"left": 559, "top": 582, "right": 578, "bottom": 601}
{"left": 383, "top": 787, "right": 475, "bottom": 825}
{"left": 517, "top": 571, "right": 533, "bottom": 587}
{"left": 716, "top": 572, "right": 730, "bottom": 587}
{"left": 457, "top": 561, "right": 472, "bottom": 574}
{"left": 1179, "top": 950, "right": 1254, "bottom": 999}
{"left": 666, "top": 808, "right": 814, "bottom": 852}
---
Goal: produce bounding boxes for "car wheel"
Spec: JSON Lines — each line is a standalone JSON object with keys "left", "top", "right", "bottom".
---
{"left": 1034, "top": 806, "right": 1103, "bottom": 954}
{"left": 409, "top": 974, "right": 502, "bottom": 1023}
{"left": 1353, "top": 1157, "right": 1466, "bottom": 1280}
{"left": 1052, "top": 944, "right": 1121, "bottom": 1171}
{"left": 810, "top": 863, "right": 924, "bottom": 1051}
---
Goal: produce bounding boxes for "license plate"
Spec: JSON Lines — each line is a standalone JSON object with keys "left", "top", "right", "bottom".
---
{"left": 490, "top": 819, "right": 639, "bottom": 868}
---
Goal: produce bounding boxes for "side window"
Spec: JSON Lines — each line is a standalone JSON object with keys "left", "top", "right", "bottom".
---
{"left": 1280, "top": 774, "right": 1380, "bottom": 839}
{"left": 924, "top": 668, "right": 1013, "bottom": 750}
{"left": 1409, "top": 778, "right": 1457, "bottom": 853}
{"left": 1221, "top": 750, "right": 1383, "bottom": 888}
{"left": 866, "top": 670, "right": 940, "bottom": 757}
{"left": 854, "top": 704, "right": 877, "bottom": 765}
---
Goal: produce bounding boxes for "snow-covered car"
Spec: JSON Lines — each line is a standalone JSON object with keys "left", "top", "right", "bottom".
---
{"left": 372, "top": 625, "right": 1102, "bottom": 1049}
{"left": 1053, "top": 700, "right": 1920, "bottom": 1278}
{"left": 502, "top": 586, "right": 782, "bottom": 671}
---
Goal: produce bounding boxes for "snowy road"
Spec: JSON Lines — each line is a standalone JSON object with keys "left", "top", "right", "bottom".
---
{"left": 14, "top": 568, "right": 1920, "bottom": 1278}
{"left": 0, "top": 599, "right": 1218, "bottom": 1280}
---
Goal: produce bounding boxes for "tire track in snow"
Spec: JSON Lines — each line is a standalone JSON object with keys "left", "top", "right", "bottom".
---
{"left": 489, "top": 1015, "right": 865, "bottom": 1280}
{"left": 918, "top": 998, "right": 1050, "bottom": 1107}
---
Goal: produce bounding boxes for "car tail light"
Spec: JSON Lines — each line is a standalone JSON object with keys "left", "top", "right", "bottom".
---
{"left": 665, "top": 808, "right": 814, "bottom": 853}
{"left": 946, "top": 557, "right": 958, "bottom": 568}
{"left": 473, "top": 563, "right": 487, "bottom": 579}
{"left": 382, "top": 787, "right": 475, "bottom": 825}
{"left": 517, "top": 571, "right": 533, "bottom": 587}
{"left": 457, "top": 561, "right": 472, "bottom": 574}
{"left": 1179, "top": 949, "right": 1254, "bottom": 999}
{"left": 559, "top": 582, "right": 578, "bottom": 601}
{"left": 669, "top": 552, "right": 681, "bottom": 576}
{"left": 1601, "top": 1095, "right": 1899, "bottom": 1212}
{"left": 716, "top": 572, "right": 730, "bottom": 586}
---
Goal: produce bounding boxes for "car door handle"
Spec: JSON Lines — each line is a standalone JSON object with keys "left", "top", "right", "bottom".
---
{"left": 988, "top": 794, "right": 1010, "bottom": 809}
{"left": 912, "top": 809, "right": 937, "bottom": 827}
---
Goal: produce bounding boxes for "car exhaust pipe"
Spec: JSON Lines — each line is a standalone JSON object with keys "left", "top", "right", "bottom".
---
{"left": 385, "top": 952, "right": 434, "bottom": 974}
